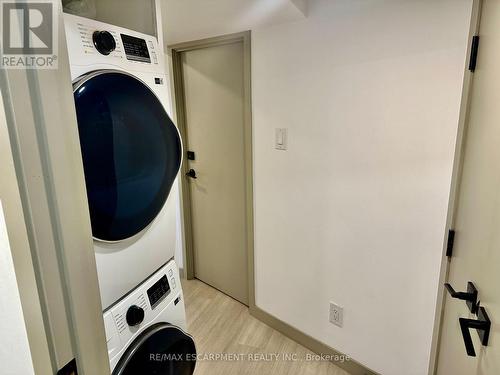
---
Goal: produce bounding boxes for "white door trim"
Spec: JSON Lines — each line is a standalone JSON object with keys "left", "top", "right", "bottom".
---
{"left": 169, "top": 31, "right": 256, "bottom": 308}
{"left": 0, "top": 2, "right": 110, "bottom": 374}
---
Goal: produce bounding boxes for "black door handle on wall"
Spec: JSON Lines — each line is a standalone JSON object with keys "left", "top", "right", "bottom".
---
{"left": 186, "top": 169, "right": 197, "bottom": 179}
{"left": 444, "top": 281, "right": 478, "bottom": 314}
{"left": 459, "top": 306, "right": 491, "bottom": 357}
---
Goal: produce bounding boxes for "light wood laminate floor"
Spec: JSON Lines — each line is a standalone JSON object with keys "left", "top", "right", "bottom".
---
{"left": 182, "top": 278, "right": 351, "bottom": 375}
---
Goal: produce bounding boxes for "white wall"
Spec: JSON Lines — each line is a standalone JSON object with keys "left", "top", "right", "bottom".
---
{"left": 0, "top": 200, "right": 35, "bottom": 375}
{"left": 164, "top": 0, "right": 472, "bottom": 373}
{"left": 163, "top": 0, "right": 306, "bottom": 45}
{"left": 252, "top": 1, "right": 471, "bottom": 374}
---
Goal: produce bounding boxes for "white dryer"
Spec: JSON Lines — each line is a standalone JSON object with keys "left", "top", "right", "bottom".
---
{"left": 105, "top": 260, "right": 196, "bottom": 374}
{"left": 64, "top": 14, "right": 182, "bottom": 309}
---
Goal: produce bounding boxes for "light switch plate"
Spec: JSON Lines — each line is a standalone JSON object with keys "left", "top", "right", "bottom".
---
{"left": 329, "top": 302, "right": 343, "bottom": 327}
{"left": 275, "top": 128, "right": 287, "bottom": 150}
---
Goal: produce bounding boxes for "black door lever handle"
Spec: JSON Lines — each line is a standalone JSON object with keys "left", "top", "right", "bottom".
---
{"left": 444, "top": 282, "right": 478, "bottom": 314}
{"left": 459, "top": 306, "right": 490, "bottom": 357}
{"left": 186, "top": 169, "right": 197, "bottom": 179}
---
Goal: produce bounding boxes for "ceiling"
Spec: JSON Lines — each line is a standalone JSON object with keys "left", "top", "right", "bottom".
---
{"left": 162, "top": 0, "right": 308, "bottom": 45}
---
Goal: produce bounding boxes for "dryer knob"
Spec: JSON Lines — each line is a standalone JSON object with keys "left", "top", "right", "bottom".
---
{"left": 92, "top": 31, "right": 116, "bottom": 55}
{"left": 126, "top": 305, "right": 145, "bottom": 327}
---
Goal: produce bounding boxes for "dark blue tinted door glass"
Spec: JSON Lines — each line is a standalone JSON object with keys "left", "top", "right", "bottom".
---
{"left": 113, "top": 324, "right": 196, "bottom": 375}
{"left": 74, "top": 72, "right": 181, "bottom": 241}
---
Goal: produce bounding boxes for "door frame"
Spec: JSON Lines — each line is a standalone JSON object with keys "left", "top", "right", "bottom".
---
{"left": 0, "top": 3, "right": 110, "bottom": 374}
{"left": 429, "top": 0, "right": 483, "bottom": 373}
{"left": 169, "top": 31, "right": 255, "bottom": 307}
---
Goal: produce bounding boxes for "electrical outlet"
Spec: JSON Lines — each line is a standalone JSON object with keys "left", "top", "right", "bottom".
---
{"left": 329, "top": 302, "right": 343, "bottom": 327}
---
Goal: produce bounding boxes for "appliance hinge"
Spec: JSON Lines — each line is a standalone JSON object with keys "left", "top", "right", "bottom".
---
{"left": 57, "top": 359, "right": 78, "bottom": 375}
{"left": 446, "top": 229, "right": 455, "bottom": 257}
{"left": 469, "top": 35, "right": 480, "bottom": 72}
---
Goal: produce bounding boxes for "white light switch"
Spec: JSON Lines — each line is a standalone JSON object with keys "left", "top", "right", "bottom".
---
{"left": 275, "top": 128, "right": 287, "bottom": 150}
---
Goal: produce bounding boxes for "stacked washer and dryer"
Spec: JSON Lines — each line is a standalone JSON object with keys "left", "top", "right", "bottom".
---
{"left": 64, "top": 14, "right": 196, "bottom": 374}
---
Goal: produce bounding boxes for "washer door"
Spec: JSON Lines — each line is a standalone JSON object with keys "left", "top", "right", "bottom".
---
{"left": 73, "top": 71, "right": 182, "bottom": 242}
{"left": 112, "top": 323, "right": 196, "bottom": 375}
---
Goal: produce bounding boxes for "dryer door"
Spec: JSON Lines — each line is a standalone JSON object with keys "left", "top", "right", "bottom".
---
{"left": 73, "top": 71, "right": 182, "bottom": 242}
{"left": 112, "top": 323, "right": 196, "bottom": 375}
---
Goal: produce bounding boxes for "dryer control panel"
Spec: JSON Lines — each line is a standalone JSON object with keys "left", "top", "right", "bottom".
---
{"left": 121, "top": 34, "right": 153, "bottom": 63}
{"left": 64, "top": 13, "right": 163, "bottom": 74}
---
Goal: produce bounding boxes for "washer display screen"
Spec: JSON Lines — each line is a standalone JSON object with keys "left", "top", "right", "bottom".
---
{"left": 147, "top": 275, "right": 170, "bottom": 307}
{"left": 73, "top": 71, "right": 181, "bottom": 241}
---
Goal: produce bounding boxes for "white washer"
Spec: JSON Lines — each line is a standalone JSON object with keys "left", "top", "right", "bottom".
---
{"left": 64, "top": 14, "right": 182, "bottom": 309}
{"left": 105, "top": 260, "right": 196, "bottom": 374}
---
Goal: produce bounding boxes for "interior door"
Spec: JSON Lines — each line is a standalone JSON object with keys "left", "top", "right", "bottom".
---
{"left": 436, "top": 1, "right": 500, "bottom": 373}
{"left": 181, "top": 41, "right": 249, "bottom": 305}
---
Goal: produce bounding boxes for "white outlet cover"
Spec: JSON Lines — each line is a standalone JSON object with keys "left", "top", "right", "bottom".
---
{"left": 329, "top": 302, "right": 343, "bottom": 327}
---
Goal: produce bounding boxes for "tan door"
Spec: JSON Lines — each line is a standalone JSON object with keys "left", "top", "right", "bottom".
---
{"left": 181, "top": 41, "right": 249, "bottom": 305}
{"left": 437, "top": 2, "right": 500, "bottom": 374}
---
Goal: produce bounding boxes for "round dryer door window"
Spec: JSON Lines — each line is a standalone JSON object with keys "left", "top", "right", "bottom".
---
{"left": 73, "top": 71, "right": 182, "bottom": 242}
{"left": 112, "top": 323, "right": 197, "bottom": 375}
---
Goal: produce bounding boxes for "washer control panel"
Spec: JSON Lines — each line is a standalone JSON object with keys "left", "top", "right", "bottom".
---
{"left": 103, "top": 260, "right": 184, "bottom": 362}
